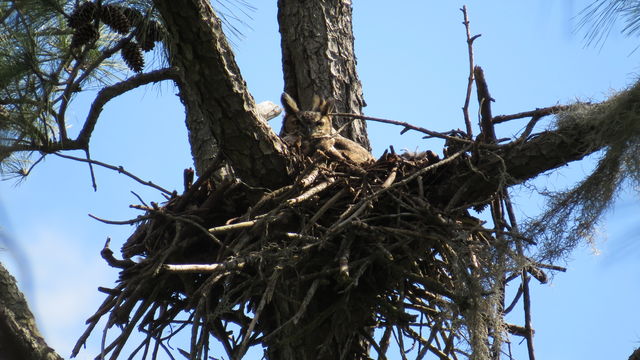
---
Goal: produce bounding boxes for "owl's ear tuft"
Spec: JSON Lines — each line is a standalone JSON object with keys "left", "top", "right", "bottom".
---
{"left": 281, "top": 93, "right": 299, "bottom": 114}
{"left": 319, "top": 98, "right": 335, "bottom": 116}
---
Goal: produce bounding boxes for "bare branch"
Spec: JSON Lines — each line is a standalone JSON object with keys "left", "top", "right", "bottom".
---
{"left": 54, "top": 152, "right": 174, "bottom": 195}
{"left": 492, "top": 105, "right": 573, "bottom": 124}
{"left": 163, "top": 260, "right": 246, "bottom": 273}
{"left": 331, "top": 112, "right": 477, "bottom": 145}
{"left": 88, "top": 213, "right": 149, "bottom": 225}
{"left": 100, "top": 238, "right": 135, "bottom": 269}
{"left": 461, "top": 6, "right": 480, "bottom": 137}
{"left": 76, "top": 67, "right": 180, "bottom": 146}
{"left": 209, "top": 220, "right": 258, "bottom": 234}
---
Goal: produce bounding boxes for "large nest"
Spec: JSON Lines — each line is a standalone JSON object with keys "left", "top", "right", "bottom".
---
{"left": 74, "top": 147, "right": 547, "bottom": 360}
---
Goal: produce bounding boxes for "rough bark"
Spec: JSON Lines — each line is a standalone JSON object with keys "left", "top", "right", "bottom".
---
{"left": 278, "top": 0, "right": 370, "bottom": 149}
{"left": 153, "top": 0, "right": 291, "bottom": 188}
{"left": 261, "top": 1, "right": 374, "bottom": 358}
{"left": 444, "top": 82, "right": 640, "bottom": 209}
{"left": 0, "top": 262, "right": 63, "bottom": 360}
{"left": 442, "top": 124, "right": 600, "bottom": 208}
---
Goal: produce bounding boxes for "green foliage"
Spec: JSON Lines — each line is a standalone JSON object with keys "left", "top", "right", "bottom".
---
{"left": 0, "top": 0, "right": 164, "bottom": 178}
{"left": 579, "top": 0, "right": 640, "bottom": 46}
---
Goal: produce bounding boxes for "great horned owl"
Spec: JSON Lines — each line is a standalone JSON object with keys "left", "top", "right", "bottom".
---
{"left": 280, "top": 93, "right": 374, "bottom": 165}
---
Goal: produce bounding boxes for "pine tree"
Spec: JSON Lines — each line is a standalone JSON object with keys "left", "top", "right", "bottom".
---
{"left": 1, "top": 1, "right": 639, "bottom": 360}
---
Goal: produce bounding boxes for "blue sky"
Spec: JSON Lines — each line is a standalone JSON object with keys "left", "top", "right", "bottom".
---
{"left": 1, "top": 1, "right": 639, "bottom": 359}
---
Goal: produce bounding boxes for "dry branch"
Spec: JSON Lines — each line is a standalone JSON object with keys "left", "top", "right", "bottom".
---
{"left": 77, "top": 67, "right": 180, "bottom": 146}
{"left": 55, "top": 152, "right": 173, "bottom": 195}
{"left": 492, "top": 105, "right": 573, "bottom": 124}
{"left": 461, "top": 5, "right": 480, "bottom": 137}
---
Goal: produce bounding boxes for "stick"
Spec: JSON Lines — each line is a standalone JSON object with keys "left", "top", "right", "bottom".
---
{"left": 330, "top": 113, "right": 476, "bottom": 144}
{"left": 461, "top": 5, "right": 480, "bottom": 137}
{"left": 209, "top": 220, "right": 257, "bottom": 234}
{"left": 286, "top": 179, "right": 335, "bottom": 206}
{"left": 522, "top": 272, "right": 536, "bottom": 360}
{"left": 163, "top": 259, "right": 246, "bottom": 273}
{"left": 77, "top": 68, "right": 178, "bottom": 144}
{"left": 492, "top": 105, "right": 573, "bottom": 124}
{"left": 54, "top": 152, "right": 173, "bottom": 195}
{"left": 89, "top": 213, "right": 149, "bottom": 225}
{"left": 304, "top": 188, "right": 347, "bottom": 232}
{"left": 100, "top": 238, "right": 135, "bottom": 269}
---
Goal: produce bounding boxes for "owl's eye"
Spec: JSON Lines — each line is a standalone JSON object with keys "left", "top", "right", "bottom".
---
{"left": 316, "top": 120, "right": 323, "bottom": 126}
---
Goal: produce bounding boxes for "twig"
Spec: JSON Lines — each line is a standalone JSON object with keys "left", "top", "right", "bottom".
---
{"left": 107, "top": 292, "right": 158, "bottom": 360}
{"left": 155, "top": 211, "right": 226, "bottom": 248}
{"left": 376, "top": 147, "right": 470, "bottom": 203}
{"left": 163, "top": 257, "right": 246, "bottom": 273}
{"left": 84, "top": 148, "right": 97, "bottom": 191}
{"left": 174, "top": 154, "right": 223, "bottom": 210}
{"left": 522, "top": 272, "right": 536, "bottom": 360}
{"left": 359, "top": 329, "right": 387, "bottom": 360}
{"left": 130, "top": 191, "right": 149, "bottom": 207}
{"left": 54, "top": 152, "right": 173, "bottom": 195}
{"left": 72, "top": 297, "right": 112, "bottom": 357}
{"left": 89, "top": 213, "right": 149, "bottom": 225}
{"left": 304, "top": 188, "right": 347, "bottom": 232}
{"left": 381, "top": 166, "right": 398, "bottom": 188}
{"left": 404, "top": 327, "right": 453, "bottom": 360}
{"left": 513, "top": 115, "right": 543, "bottom": 144}
{"left": 461, "top": 5, "right": 480, "bottom": 137}
{"left": 330, "top": 113, "right": 476, "bottom": 145}
{"left": 286, "top": 179, "right": 335, "bottom": 206}
{"left": 100, "top": 238, "right": 135, "bottom": 269}
{"left": 331, "top": 147, "right": 469, "bottom": 233}
{"left": 292, "top": 279, "right": 320, "bottom": 324}
{"left": 379, "top": 324, "right": 394, "bottom": 358}
{"left": 492, "top": 105, "right": 573, "bottom": 124}
{"left": 209, "top": 220, "right": 257, "bottom": 234}
{"left": 503, "top": 284, "right": 523, "bottom": 315}
{"left": 236, "top": 269, "right": 279, "bottom": 359}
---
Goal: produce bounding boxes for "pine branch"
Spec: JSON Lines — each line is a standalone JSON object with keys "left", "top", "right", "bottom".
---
{"left": 76, "top": 67, "right": 180, "bottom": 146}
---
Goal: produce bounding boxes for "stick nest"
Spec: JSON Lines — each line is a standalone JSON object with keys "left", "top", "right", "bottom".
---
{"left": 74, "top": 149, "right": 539, "bottom": 360}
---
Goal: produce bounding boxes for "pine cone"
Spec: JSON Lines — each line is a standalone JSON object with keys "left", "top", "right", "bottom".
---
{"left": 0, "top": 105, "right": 9, "bottom": 119}
{"left": 135, "top": 21, "right": 161, "bottom": 52}
{"left": 70, "top": 23, "right": 99, "bottom": 48}
{"left": 121, "top": 41, "right": 144, "bottom": 73}
{"left": 67, "top": 1, "right": 98, "bottom": 29}
{"left": 100, "top": 4, "right": 130, "bottom": 34}
{"left": 137, "top": 34, "right": 155, "bottom": 52}
{"left": 122, "top": 7, "right": 144, "bottom": 27}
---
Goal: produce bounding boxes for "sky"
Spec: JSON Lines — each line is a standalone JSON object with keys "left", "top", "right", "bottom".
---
{"left": 1, "top": 1, "right": 640, "bottom": 359}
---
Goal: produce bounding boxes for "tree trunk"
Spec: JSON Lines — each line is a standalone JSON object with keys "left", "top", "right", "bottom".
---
{"left": 277, "top": 0, "right": 370, "bottom": 149}
{"left": 0, "top": 262, "right": 63, "bottom": 360}
{"left": 240, "top": 2, "right": 375, "bottom": 359}
{"left": 153, "top": 0, "right": 291, "bottom": 188}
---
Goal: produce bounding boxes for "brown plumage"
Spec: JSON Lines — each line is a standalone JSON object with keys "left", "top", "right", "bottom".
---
{"left": 280, "top": 93, "right": 374, "bottom": 165}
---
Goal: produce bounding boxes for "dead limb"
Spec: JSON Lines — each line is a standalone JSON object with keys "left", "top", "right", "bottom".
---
{"left": 461, "top": 5, "right": 480, "bottom": 137}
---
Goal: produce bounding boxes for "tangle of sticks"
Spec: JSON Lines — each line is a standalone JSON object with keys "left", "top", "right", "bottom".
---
{"left": 72, "top": 139, "right": 560, "bottom": 360}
